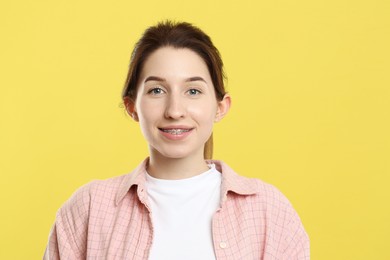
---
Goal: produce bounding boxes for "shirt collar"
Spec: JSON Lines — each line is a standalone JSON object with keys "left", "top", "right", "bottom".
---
{"left": 115, "top": 158, "right": 149, "bottom": 206}
{"left": 115, "top": 158, "right": 259, "bottom": 206}
{"left": 207, "top": 160, "right": 260, "bottom": 202}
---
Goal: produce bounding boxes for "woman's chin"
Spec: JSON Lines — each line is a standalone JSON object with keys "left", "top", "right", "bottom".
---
{"left": 158, "top": 151, "right": 191, "bottom": 160}
{"left": 150, "top": 146, "right": 202, "bottom": 161}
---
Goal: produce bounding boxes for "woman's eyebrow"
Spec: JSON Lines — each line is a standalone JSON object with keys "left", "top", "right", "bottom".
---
{"left": 144, "top": 76, "right": 166, "bottom": 83}
{"left": 185, "top": 77, "right": 207, "bottom": 83}
{"left": 144, "top": 76, "right": 207, "bottom": 83}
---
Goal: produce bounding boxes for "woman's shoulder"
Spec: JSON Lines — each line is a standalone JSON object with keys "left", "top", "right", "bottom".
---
{"left": 59, "top": 159, "right": 148, "bottom": 214}
{"left": 216, "top": 160, "right": 302, "bottom": 217}
{"left": 238, "top": 171, "right": 298, "bottom": 212}
{"left": 238, "top": 174, "right": 294, "bottom": 210}
{"left": 58, "top": 172, "right": 133, "bottom": 214}
{"left": 216, "top": 160, "right": 292, "bottom": 201}
{"left": 218, "top": 162, "right": 309, "bottom": 254}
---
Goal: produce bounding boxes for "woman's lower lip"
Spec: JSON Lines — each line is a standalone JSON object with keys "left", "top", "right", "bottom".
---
{"left": 159, "top": 129, "right": 193, "bottom": 140}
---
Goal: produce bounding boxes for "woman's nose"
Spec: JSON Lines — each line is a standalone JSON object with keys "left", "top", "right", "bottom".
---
{"left": 164, "top": 94, "right": 186, "bottom": 119}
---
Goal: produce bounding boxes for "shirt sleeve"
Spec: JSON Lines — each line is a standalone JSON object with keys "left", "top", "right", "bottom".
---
{"left": 261, "top": 181, "right": 310, "bottom": 260}
{"left": 281, "top": 203, "right": 310, "bottom": 260}
{"left": 43, "top": 182, "right": 93, "bottom": 259}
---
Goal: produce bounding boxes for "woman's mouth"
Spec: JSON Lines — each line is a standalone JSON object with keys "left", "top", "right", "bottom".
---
{"left": 158, "top": 127, "right": 194, "bottom": 140}
{"left": 159, "top": 128, "right": 191, "bottom": 135}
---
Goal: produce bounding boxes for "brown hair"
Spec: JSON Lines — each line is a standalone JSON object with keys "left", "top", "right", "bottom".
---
{"left": 122, "top": 20, "right": 227, "bottom": 159}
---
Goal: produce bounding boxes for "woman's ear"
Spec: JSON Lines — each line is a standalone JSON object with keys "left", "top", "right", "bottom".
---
{"left": 123, "top": 96, "right": 139, "bottom": 122}
{"left": 215, "top": 94, "right": 231, "bottom": 122}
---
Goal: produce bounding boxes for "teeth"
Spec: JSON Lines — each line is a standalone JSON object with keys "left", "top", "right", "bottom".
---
{"left": 162, "top": 129, "right": 190, "bottom": 135}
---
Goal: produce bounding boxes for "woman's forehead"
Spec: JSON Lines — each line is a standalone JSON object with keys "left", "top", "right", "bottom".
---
{"left": 140, "top": 47, "right": 212, "bottom": 83}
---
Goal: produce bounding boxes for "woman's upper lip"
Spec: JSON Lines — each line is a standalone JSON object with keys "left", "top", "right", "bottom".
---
{"left": 158, "top": 125, "right": 194, "bottom": 130}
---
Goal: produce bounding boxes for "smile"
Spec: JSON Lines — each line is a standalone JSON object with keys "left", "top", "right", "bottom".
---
{"left": 159, "top": 128, "right": 192, "bottom": 135}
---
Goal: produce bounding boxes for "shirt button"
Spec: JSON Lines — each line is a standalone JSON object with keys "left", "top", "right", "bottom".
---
{"left": 219, "top": 241, "right": 227, "bottom": 249}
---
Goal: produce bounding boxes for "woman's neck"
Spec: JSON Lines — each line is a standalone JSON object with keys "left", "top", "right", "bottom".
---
{"left": 147, "top": 151, "right": 210, "bottom": 180}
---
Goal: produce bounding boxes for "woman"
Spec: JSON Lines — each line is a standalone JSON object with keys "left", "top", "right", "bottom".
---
{"left": 44, "top": 21, "right": 310, "bottom": 259}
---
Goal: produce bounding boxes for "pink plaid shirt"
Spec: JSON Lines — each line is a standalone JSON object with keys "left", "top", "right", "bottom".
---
{"left": 44, "top": 159, "right": 309, "bottom": 259}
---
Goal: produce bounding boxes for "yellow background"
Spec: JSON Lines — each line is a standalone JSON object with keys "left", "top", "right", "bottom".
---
{"left": 1, "top": 0, "right": 389, "bottom": 259}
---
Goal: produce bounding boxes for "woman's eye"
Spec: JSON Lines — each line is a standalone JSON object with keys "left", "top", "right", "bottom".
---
{"left": 148, "top": 87, "right": 165, "bottom": 95}
{"left": 188, "top": 89, "right": 201, "bottom": 95}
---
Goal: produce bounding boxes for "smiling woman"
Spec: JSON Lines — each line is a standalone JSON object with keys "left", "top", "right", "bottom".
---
{"left": 125, "top": 47, "right": 229, "bottom": 177}
{"left": 43, "top": 21, "right": 310, "bottom": 260}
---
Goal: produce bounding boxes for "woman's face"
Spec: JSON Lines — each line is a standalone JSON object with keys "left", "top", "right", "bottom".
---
{"left": 127, "top": 47, "right": 230, "bottom": 160}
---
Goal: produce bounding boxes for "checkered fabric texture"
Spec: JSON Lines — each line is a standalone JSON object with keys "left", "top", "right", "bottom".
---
{"left": 44, "top": 159, "right": 310, "bottom": 259}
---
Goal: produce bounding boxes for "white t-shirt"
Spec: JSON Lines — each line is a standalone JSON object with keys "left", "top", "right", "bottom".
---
{"left": 145, "top": 164, "right": 221, "bottom": 260}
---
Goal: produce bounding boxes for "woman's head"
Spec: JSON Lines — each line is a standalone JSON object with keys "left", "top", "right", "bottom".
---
{"left": 122, "top": 21, "right": 229, "bottom": 159}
